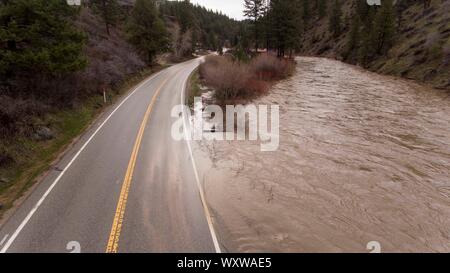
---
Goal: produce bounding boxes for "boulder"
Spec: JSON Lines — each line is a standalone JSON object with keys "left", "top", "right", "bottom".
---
{"left": 33, "top": 126, "right": 55, "bottom": 141}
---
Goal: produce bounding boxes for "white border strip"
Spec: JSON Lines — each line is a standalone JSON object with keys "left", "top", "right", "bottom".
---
{"left": 0, "top": 70, "right": 165, "bottom": 253}
{"left": 180, "top": 62, "right": 222, "bottom": 253}
{"left": 0, "top": 234, "right": 8, "bottom": 247}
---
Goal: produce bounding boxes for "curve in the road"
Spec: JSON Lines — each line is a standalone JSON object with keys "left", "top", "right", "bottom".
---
{"left": 0, "top": 58, "right": 220, "bottom": 253}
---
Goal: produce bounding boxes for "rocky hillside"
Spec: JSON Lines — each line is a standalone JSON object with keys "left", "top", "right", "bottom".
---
{"left": 299, "top": 0, "right": 450, "bottom": 90}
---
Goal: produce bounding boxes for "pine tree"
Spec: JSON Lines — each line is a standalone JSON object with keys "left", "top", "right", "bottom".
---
{"left": 126, "top": 0, "right": 169, "bottom": 64}
{"left": 0, "top": 0, "right": 86, "bottom": 77}
{"left": 358, "top": 20, "right": 376, "bottom": 66}
{"left": 261, "top": 0, "right": 272, "bottom": 51}
{"left": 302, "top": 0, "right": 310, "bottom": 26}
{"left": 268, "top": 0, "right": 303, "bottom": 57}
{"left": 91, "top": 0, "right": 119, "bottom": 36}
{"left": 373, "top": 0, "right": 396, "bottom": 55}
{"left": 329, "top": 0, "right": 342, "bottom": 38}
{"left": 317, "top": 0, "right": 327, "bottom": 19}
{"left": 344, "top": 16, "right": 361, "bottom": 61}
{"left": 158, "top": 0, "right": 240, "bottom": 54}
{"left": 243, "top": 0, "right": 265, "bottom": 51}
{"left": 178, "top": 0, "right": 194, "bottom": 33}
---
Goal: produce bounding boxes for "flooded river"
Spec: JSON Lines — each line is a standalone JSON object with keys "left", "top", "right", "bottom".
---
{"left": 195, "top": 57, "right": 450, "bottom": 253}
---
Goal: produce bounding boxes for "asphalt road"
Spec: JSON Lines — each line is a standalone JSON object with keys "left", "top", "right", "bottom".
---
{"left": 0, "top": 57, "right": 220, "bottom": 253}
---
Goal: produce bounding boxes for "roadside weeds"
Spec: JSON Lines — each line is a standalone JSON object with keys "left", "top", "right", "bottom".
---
{"left": 0, "top": 65, "right": 169, "bottom": 222}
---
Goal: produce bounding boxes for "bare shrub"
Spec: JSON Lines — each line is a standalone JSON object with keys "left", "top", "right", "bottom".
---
{"left": 0, "top": 95, "right": 49, "bottom": 138}
{"left": 200, "top": 54, "right": 294, "bottom": 103}
{"left": 242, "top": 78, "right": 269, "bottom": 97}
{"left": 200, "top": 56, "right": 251, "bottom": 103}
{"left": 199, "top": 55, "right": 228, "bottom": 76}
{"left": 167, "top": 20, "right": 193, "bottom": 62}
{"left": 250, "top": 54, "right": 295, "bottom": 80}
{"left": 78, "top": 8, "right": 145, "bottom": 96}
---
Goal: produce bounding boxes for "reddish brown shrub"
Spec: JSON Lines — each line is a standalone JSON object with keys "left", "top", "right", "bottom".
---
{"left": 199, "top": 54, "right": 294, "bottom": 103}
{"left": 200, "top": 56, "right": 251, "bottom": 103}
{"left": 250, "top": 54, "right": 295, "bottom": 80}
{"left": 242, "top": 78, "right": 269, "bottom": 97}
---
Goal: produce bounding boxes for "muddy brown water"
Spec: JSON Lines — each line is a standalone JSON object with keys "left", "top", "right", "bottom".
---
{"left": 194, "top": 57, "right": 450, "bottom": 253}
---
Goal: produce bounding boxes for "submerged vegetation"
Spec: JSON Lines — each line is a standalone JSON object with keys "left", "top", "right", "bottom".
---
{"left": 199, "top": 54, "right": 295, "bottom": 105}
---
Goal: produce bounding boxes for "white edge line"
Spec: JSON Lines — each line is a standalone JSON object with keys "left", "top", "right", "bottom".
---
{"left": 0, "top": 234, "right": 8, "bottom": 246}
{"left": 180, "top": 61, "right": 222, "bottom": 253}
{"left": 0, "top": 70, "right": 165, "bottom": 253}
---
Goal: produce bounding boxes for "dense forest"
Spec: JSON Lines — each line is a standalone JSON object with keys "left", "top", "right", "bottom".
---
{"left": 240, "top": 0, "right": 402, "bottom": 58}
{"left": 159, "top": 0, "right": 240, "bottom": 52}
{"left": 240, "top": 0, "right": 450, "bottom": 88}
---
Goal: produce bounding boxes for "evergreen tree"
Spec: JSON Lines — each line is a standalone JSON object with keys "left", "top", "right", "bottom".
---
{"left": 243, "top": 0, "right": 265, "bottom": 51}
{"left": 261, "top": 0, "right": 273, "bottom": 51}
{"left": 344, "top": 16, "right": 361, "bottom": 61}
{"left": 178, "top": 0, "right": 195, "bottom": 33}
{"left": 373, "top": 0, "right": 396, "bottom": 55}
{"left": 269, "top": 0, "right": 303, "bottom": 57}
{"left": 0, "top": 0, "right": 86, "bottom": 78}
{"left": 302, "top": 0, "right": 310, "bottom": 26}
{"left": 317, "top": 0, "right": 327, "bottom": 19}
{"left": 126, "top": 0, "right": 169, "bottom": 63}
{"left": 329, "top": 0, "right": 342, "bottom": 38}
{"left": 358, "top": 21, "right": 376, "bottom": 66}
{"left": 159, "top": 0, "right": 240, "bottom": 52}
{"left": 91, "top": 0, "right": 119, "bottom": 36}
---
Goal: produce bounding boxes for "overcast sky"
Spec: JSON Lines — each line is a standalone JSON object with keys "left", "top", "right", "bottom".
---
{"left": 190, "top": 0, "right": 245, "bottom": 20}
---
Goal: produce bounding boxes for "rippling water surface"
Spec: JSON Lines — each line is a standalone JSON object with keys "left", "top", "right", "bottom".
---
{"left": 196, "top": 57, "right": 450, "bottom": 252}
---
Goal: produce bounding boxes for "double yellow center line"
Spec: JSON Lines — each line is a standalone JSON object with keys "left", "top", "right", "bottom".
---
{"left": 105, "top": 76, "right": 170, "bottom": 253}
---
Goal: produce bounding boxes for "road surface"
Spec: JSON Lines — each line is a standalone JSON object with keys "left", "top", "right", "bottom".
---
{"left": 0, "top": 58, "right": 220, "bottom": 253}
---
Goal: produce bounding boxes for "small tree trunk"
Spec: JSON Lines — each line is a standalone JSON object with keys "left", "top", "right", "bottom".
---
{"left": 254, "top": 18, "right": 259, "bottom": 52}
{"left": 102, "top": 0, "right": 110, "bottom": 36}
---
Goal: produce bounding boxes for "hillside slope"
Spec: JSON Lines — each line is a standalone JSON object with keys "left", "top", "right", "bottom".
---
{"left": 0, "top": 6, "right": 148, "bottom": 214}
{"left": 299, "top": 0, "right": 450, "bottom": 90}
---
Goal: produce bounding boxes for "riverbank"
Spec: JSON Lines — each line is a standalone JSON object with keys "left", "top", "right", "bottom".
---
{"left": 197, "top": 57, "right": 450, "bottom": 252}
{"left": 298, "top": 0, "right": 450, "bottom": 91}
